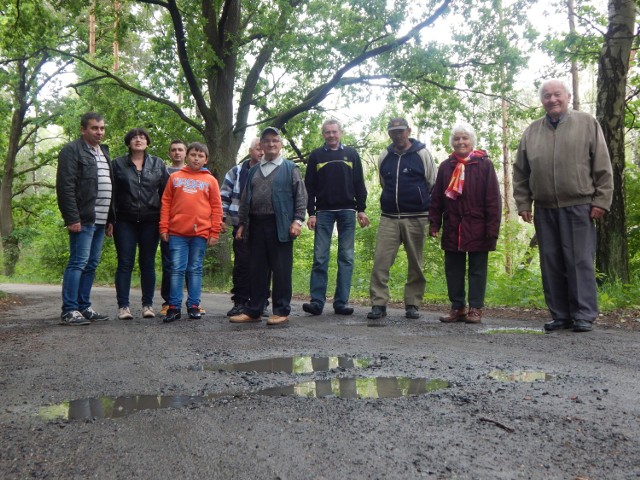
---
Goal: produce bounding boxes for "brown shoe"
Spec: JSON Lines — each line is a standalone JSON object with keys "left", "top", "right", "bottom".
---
{"left": 267, "top": 315, "right": 289, "bottom": 326}
{"left": 439, "top": 307, "right": 467, "bottom": 323}
{"left": 229, "top": 313, "right": 261, "bottom": 323}
{"left": 465, "top": 308, "right": 482, "bottom": 324}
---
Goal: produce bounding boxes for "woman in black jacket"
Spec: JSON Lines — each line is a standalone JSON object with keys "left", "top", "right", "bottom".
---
{"left": 112, "top": 128, "right": 169, "bottom": 320}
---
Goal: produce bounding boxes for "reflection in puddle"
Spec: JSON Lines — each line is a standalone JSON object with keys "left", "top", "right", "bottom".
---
{"left": 37, "top": 377, "right": 449, "bottom": 420}
{"left": 256, "top": 377, "right": 449, "bottom": 399}
{"left": 488, "top": 370, "right": 553, "bottom": 382}
{"left": 481, "top": 327, "right": 544, "bottom": 335}
{"left": 39, "top": 394, "right": 212, "bottom": 421}
{"left": 205, "top": 355, "right": 371, "bottom": 374}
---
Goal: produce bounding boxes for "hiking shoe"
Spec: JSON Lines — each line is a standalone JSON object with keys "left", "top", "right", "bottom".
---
{"left": 465, "top": 308, "right": 482, "bottom": 324}
{"left": 226, "top": 304, "right": 244, "bottom": 316}
{"left": 367, "top": 305, "right": 387, "bottom": 320}
{"left": 60, "top": 310, "right": 91, "bottom": 326}
{"left": 160, "top": 304, "right": 169, "bottom": 316}
{"left": 163, "top": 307, "right": 181, "bottom": 323}
{"left": 572, "top": 318, "right": 593, "bottom": 332}
{"left": 405, "top": 305, "right": 420, "bottom": 319}
{"left": 118, "top": 306, "right": 133, "bottom": 320}
{"left": 81, "top": 307, "right": 109, "bottom": 322}
{"left": 439, "top": 307, "right": 467, "bottom": 323}
{"left": 302, "top": 302, "right": 322, "bottom": 315}
{"left": 334, "top": 306, "right": 354, "bottom": 315}
{"left": 187, "top": 304, "right": 202, "bottom": 320}
{"left": 142, "top": 306, "right": 155, "bottom": 318}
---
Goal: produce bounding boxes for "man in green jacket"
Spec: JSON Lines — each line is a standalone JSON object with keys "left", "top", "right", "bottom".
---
{"left": 513, "top": 79, "right": 613, "bottom": 333}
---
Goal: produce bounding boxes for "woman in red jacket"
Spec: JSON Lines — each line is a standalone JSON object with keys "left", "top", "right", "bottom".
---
{"left": 428, "top": 123, "right": 502, "bottom": 324}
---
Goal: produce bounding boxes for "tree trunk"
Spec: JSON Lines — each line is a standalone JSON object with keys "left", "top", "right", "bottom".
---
{"left": 567, "top": 0, "right": 581, "bottom": 111}
{"left": 0, "top": 62, "right": 28, "bottom": 276}
{"left": 595, "top": 0, "right": 635, "bottom": 283}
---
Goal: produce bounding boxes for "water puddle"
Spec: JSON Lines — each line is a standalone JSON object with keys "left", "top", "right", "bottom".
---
{"left": 481, "top": 327, "right": 544, "bottom": 335}
{"left": 256, "top": 377, "right": 450, "bottom": 399}
{"left": 202, "top": 355, "right": 372, "bottom": 374}
{"left": 37, "top": 377, "right": 449, "bottom": 420}
{"left": 488, "top": 370, "right": 553, "bottom": 382}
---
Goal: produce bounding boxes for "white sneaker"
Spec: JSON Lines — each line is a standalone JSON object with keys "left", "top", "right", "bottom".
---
{"left": 142, "top": 305, "right": 155, "bottom": 318}
{"left": 118, "top": 306, "right": 133, "bottom": 320}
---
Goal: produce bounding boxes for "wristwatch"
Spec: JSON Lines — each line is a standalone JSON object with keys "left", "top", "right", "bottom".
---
{"left": 294, "top": 219, "right": 303, "bottom": 226}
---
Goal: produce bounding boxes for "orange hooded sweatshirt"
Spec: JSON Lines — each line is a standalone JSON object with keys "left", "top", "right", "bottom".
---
{"left": 160, "top": 167, "right": 223, "bottom": 239}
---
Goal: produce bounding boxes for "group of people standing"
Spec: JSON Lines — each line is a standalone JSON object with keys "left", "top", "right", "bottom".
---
{"left": 56, "top": 78, "right": 613, "bottom": 333}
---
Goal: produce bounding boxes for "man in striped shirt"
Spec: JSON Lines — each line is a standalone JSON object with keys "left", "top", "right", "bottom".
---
{"left": 56, "top": 112, "right": 114, "bottom": 325}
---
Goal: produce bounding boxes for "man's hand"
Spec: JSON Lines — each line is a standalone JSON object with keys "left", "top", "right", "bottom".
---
{"left": 307, "top": 216, "right": 316, "bottom": 230}
{"left": 106, "top": 223, "right": 114, "bottom": 237}
{"left": 67, "top": 222, "right": 81, "bottom": 233}
{"left": 207, "top": 237, "right": 219, "bottom": 247}
{"left": 289, "top": 221, "right": 302, "bottom": 238}
{"left": 519, "top": 211, "right": 532, "bottom": 223}
{"left": 429, "top": 230, "right": 438, "bottom": 238}
{"left": 357, "top": 212, "right": 370, "bottom": 228}
{"left": 160, "top": 233, "right": 169, "bottom": 242}
{"left": 590, "top": 206, "right": 606, "bottom": 220}
{"left": 235, "top": 225, "right": 244, "bottom": 240}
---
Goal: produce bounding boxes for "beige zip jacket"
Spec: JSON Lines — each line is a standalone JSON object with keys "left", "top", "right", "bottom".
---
{"left": 513, "top": 110, "right": 613, "bottom": 213}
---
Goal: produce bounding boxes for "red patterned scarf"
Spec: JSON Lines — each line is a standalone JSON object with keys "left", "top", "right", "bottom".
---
{"left": 444, "top": 150, "right": 483, "bottom": 199}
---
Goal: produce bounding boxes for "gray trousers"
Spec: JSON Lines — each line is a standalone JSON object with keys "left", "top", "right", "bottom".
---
{"left": 369, "top": 216, "right": 428, "bottom": 307}
{"left": 534, "top": 205, "right": 598, "bottom": 322}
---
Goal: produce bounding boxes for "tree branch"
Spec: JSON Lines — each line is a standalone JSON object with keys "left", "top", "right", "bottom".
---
{"left": 49, "top": 48, "right": 203, "bottom": 133}
{"left": 266, "top": 0, "right": 452, "bottom": 128}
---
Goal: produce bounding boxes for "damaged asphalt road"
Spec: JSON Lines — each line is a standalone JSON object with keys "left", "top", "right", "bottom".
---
{"left": 1, "top": 284, "right": 639, "bottom": 479}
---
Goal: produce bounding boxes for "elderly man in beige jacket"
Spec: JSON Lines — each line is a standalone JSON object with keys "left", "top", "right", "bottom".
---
{"left": 513, "top": 79, "right": 613, "bottom": 333}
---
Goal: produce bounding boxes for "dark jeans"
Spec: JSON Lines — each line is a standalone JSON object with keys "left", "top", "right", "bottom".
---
{"left": 444, "top": 251, "right": 489, "bottom": 309}
{"left": 61, "top": 223, "right": 106, "bottom": 314}
{"left": 244, "top": 215, "right": 293, "bottom": 318}
{"left": 309, "top": 210, "right": 356, "bottom": 309}
{"left": 113, "top": 221, "right": 159, "bottom": 307}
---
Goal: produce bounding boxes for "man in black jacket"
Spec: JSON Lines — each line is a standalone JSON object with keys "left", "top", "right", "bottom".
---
{"left": 302, "top": 119, "right": 369, "bottom": 316}
{"left": 56, "top": 112, "right": 113, "bottom": 325}
{"left": 367, "top": 118, "right": 436, "bottom": 321}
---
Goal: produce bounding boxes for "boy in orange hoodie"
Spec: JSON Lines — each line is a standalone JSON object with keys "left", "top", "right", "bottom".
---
{"left": 159, "top": 142, "right": 223, "bottom": 322}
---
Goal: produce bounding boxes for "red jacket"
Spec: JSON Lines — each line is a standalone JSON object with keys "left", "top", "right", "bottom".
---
{"left": 428, "top": 151, "right": 501, "bottom": 252}
{"left": 160, "top": 167, "right": 223, "bottom": 239}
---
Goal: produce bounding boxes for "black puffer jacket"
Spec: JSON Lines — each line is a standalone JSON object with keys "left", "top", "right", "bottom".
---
{"left": 56, "top": 139, "right": 113, "bottom": 226}
{"left": 111, "top": 154, "right": 169, "bottom": 223}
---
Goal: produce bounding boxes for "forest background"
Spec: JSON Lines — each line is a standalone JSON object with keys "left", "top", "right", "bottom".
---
{"left": 1, "top": 0, "right": 638, "bottom": 312}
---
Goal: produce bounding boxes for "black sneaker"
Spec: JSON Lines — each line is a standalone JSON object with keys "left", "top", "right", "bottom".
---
{"left": 81, "top": 307, "right": 109, "bottom": 322}
{"left": 226, "top": 304, "right": 244, "bottom": 316}
{"left": 163, "top": 307, "right": 181, "bottom": 323}
{"left": 405, "top": 305, "right": 420, "bottom": 319}
{"left": 60, "top": 310, "right": 91, "bottom": 326}
{"left": 187, "top": 304, "right": 202, "bottom": 320}
{"left": 302, "top": 302, "right": 322, "bottom": 315}
{"left": 367, "top": 305, "right": 387, "bottom": 320}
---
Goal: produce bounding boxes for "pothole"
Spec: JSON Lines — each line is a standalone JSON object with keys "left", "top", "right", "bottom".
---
{"left": 200, "top": 355, "right": 372, "bottom": 373}
{"left": 37, "top": 376, "right": 449, "bottom": 420}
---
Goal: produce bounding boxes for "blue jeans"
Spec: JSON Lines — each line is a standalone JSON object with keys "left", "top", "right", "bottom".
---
{"left": 61, "top": 224, "right": 106, "bottom": 314}
{"left": 113, "top": 221, "right": 159, "bottom": 307}
{"left": 168, "top": 235, "right": 207, "bottom": 308}
{"left": 309, "top": 210, "right": 356, "bottom": 309}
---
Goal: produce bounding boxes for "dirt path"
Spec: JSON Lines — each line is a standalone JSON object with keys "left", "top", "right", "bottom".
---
{"left": 1, "top": 283, "right": 639, "bottom": 479}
